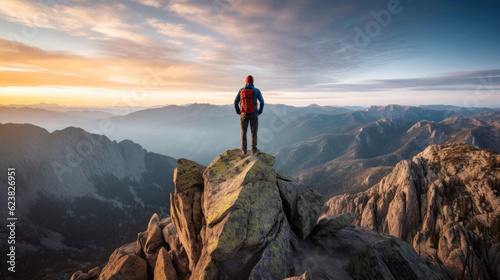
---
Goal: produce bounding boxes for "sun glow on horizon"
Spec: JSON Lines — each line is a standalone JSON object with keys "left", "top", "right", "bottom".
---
{"left": 0, "top": 0, "right": 499, "bottom": 107}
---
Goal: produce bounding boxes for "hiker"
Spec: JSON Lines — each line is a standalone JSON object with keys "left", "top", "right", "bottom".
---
{"left": 234, "top": 75, "right": 264, "bottom": 155}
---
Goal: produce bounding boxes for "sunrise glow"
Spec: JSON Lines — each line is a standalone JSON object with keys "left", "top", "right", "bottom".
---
{"left": 1, "top": 0, "right": 499, "bottom": 107}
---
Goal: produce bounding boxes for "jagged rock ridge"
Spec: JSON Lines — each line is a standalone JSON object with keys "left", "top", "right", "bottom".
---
{"left": 325, "top": 143, "right": 500, "bottom": 280}
{"left": 79, "top": 149, "right": 447, "bottom": 280}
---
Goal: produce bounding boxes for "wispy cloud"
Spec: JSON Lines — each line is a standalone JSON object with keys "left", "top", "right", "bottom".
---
{"left": 312, "top": 69, "right": 500, "bottom": 92}
{"left": 0, "top": 0, "right": 499, "bottom": 106}
{"left": 0, "top": 38, "right": 240, "bottom": 91}
{"left": 132, "top": 0, "right": 164, "bottom": 8}
{"left": 0, "top": 0, "right": 150, "bottom": 43}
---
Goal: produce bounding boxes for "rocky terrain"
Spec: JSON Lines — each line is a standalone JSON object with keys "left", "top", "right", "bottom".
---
{"left": 73, "top": 150, "right": 448, "bottom": 280}
{"left": 0, "top": 124, "right": 177, "bottom": 279}
{"left": 325, "top": 143, "right": 500, "bottom": 280}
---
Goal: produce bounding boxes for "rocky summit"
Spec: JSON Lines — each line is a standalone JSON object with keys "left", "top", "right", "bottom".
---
{"left": 325, "top": 143, "right": 500, "bottom": 280}
{"left": 74, "top": 149, "right": 446, "bottom": 280}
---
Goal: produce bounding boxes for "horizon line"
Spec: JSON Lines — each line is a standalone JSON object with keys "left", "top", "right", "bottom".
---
{"left": 1, "top": 102, "right": 499, "bottom": 110}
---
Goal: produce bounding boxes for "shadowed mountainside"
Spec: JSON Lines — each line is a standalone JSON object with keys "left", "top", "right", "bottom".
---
{"left": 280, "top": 108, "right": 500, "bottom": 195}
{"left": 0, "top": 123, "right": 177, "bottom": 279}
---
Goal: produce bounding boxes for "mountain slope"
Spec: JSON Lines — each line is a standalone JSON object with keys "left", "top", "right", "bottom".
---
{"left": 324, "top": 144, "right": 500, "bottom": 280}
{"left": 0, "top": 106, "right": 113, "bottom": 132}
{"left": 281, "top": 110, "right": 500, "bottom": 195}
{"left": 0, "top": 123, "right": 178, "bottom": 279}
{"left": 100, "top": 103, "right": 354, "bottom": 164}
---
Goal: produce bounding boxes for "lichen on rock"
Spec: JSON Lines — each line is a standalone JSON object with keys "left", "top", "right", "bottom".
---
{"left": 90, "top": 148, "right": 451, "bottom": 280}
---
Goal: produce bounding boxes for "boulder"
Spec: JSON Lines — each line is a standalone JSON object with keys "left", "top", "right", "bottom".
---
{"left": 192, "top": 149, "right": 290, "bottom": 279}
{"left": 135, "top": 231, "right": 147, "bottom": 258}
{"left": 158, "top": 217, "right": 172, "bottom": 230}
{"left": 145, "top": 222, "right": 164, "bottom": 254}
{"left": 162, "top": 223, "right": 176, "bottom": 244}
{"left": 249, "top": 217, "right": 292, "bottom": 280}
{"left": 99, "top": 243, "right": 148, "bottom": 280}
{"left": 170, "top": 158, "right": 206, "bottom": 271}
{"left": 76, "top": 273, "right": 91, "bottom": 280}
{"left": 349, "top": 237, "right": 446, "bottom": 280}
{"left": 145, "top": 248, "right": 161, "bottom": 277}
{"left": 70, "top": 270, "right": 82, "bottom": 280}
{"left": 88, "top": 267, "right": 101, "bottom": 279}
{"left": 168, "top": 233, "right": 191, "bottom": 279}
{"left": 293, "top": 186, "right": 324, "bottom": 239}
{"left": 149, "top": 213, "right": 160, "bottom": 228}
{"left": 311, "top": 212, "right": 359, "bottom": 241}
{"left": 154, "top": 247, "right": 178, "bottom": 280}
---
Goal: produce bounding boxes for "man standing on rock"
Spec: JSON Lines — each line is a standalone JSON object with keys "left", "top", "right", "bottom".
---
{"left": 234, "top": 75, "right": 264, "bottom": 155}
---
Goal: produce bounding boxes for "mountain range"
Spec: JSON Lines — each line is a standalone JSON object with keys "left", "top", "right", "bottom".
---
{"left": 281, "top": 107, "right": 500, "bottom": 195}
{"left": 2, "top": 104, "right": 499, "bottom": 197}
{"left": 0, "top": 123, "right": 177, "bottom": 279}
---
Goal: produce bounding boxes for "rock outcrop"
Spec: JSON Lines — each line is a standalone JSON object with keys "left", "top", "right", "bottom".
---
{"left": 78, "top": 149, "right": 447, "bottom": 280}
{"left": 98, "top": 243, "right": 148, "bottom": 280}
{"left": 325, "top": 143, "right": 500, "bottom": 280}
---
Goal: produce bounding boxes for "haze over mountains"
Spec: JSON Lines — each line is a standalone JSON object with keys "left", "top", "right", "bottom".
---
{"left": 283, "top": 107, "right": 500, "bottom": 194}
{"left": 0, "top": 123, "right": 177, "bottom": 279}
{"left": 2, "top": 103, "right": 499, "bottom": 196}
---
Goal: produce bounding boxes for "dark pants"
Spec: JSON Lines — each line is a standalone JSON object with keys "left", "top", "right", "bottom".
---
{"left": 240, "top": 112, "right": 258, "bottom": 150}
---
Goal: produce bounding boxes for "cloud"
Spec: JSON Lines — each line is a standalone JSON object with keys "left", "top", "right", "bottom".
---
{"left": 131, "top": 0, "right": 164, "bottom": 8}
{"left": 0, "top": 0, "right": 417, "bottom": 91}
{"left": 311, "top": 69, "right": 500, "bottom": 92}
{"left": 0, "top": 70, "right": 130, "bottom": 88}
{"left": 161, "top": 0, "right": 412, "bottom": 87}
{"left": 0, "top": 38, "right": 242, "bottom": 91}
{"left": 1, "top": 0, "right": 499, "bottom": 107}
{"left": 0, "top": 0, "right": 151, "bottom": 43}
{"left": 146, "top": 18, "right": 223, "bottom": 49}
{"left": 166, "top": 2, "right": 211, "bottom": 18}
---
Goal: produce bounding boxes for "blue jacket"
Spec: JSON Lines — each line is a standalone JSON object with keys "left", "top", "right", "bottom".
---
{"left": 234, "top": 83, "right": 264, "bottom": 115}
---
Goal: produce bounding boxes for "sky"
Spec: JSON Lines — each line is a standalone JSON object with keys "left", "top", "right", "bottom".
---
{"left": 0, "top": 0, "right": 499, "bottom": 107}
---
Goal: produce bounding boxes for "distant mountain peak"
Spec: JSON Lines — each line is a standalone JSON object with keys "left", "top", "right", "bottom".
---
{"left": 365, "top": 104, "right": 415, "bottom": 112}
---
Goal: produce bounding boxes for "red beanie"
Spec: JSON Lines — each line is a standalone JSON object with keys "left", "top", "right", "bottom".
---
{"left": 246, "top": 75, "right": 254, "bottom": 84}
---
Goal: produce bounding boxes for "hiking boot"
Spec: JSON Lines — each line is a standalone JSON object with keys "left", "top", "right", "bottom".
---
{"left": 251, "top": 148, "right": 260, "bottom": 155}
{"left": 241, "top": 148, "right": 247, "bottom": 155}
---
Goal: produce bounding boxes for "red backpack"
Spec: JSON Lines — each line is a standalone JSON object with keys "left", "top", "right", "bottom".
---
{"left": 240, "top": 89, "right": 255, "bottom": 114}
